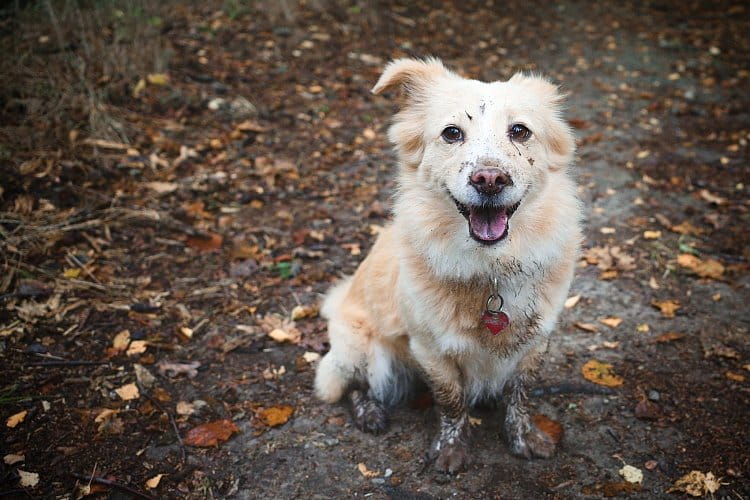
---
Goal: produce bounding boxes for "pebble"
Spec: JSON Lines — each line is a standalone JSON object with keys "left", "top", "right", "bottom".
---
{"left": 648, "top": 390, "right": 660, "bottom": 401}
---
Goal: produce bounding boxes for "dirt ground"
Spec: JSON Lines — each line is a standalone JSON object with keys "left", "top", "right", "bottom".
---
{"left": 1, "top": 0, "right": 749, "bottom": 498}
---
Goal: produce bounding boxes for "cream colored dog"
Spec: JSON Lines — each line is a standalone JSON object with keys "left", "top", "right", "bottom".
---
{"left": 314, "top": 58, "right": 581, "bottom": 473}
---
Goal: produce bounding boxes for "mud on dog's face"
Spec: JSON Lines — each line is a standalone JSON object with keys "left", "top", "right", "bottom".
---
{"left": 373, "top": 58, "right": 575, "bottom": 245}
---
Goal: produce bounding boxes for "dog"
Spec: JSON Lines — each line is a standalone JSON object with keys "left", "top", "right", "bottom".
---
{"left": 314, "top": 57, "right": 582, "bottom": 473}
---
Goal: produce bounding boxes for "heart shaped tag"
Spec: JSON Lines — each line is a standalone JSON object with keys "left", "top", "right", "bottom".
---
{"left": 482, "top": 310, "right": 509, "bottom": 335}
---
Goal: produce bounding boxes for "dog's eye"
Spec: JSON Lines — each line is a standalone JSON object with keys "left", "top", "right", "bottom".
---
{"left": 441, "top": 126, "right": 463, "bottom": 143}
{"left": 509, "top": 124, "right": 532, "bottom": 142}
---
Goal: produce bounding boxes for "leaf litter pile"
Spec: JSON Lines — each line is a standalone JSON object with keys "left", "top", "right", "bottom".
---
{"left": 1, "top": 0, "right": 748, "bottom": 498}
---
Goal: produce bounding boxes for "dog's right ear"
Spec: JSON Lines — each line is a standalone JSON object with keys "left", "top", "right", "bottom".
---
{"left": 371, "top": 57, "right": 449, "bottom": 96}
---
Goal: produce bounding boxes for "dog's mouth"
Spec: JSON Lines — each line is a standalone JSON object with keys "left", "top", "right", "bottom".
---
{"left": 452, "top": 196, "right": 521, "bottom": 245}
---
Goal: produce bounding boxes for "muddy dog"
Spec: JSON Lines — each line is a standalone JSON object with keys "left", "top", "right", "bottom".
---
{"left": 314, "top": 58, "right": 582, "bottom": 473}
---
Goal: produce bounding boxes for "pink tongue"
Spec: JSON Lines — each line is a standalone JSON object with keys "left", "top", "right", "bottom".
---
{"left": 469, "top": 206, "right": 508, "bottom": 241}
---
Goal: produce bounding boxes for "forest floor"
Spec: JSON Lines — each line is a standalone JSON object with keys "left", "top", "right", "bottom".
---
{"left": 1, "top": 0, "right": 748, "bottom": 498}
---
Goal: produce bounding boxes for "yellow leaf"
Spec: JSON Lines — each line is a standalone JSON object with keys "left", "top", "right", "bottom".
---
{"left": 575, "top": 322, "right": 598, "bottom": 333}
{"left": 133, "top": 78, "right": 146, "bottom": 98}
{"left": 94, "top": 408, "right": 119, "bottom": 423}
{"left": 6, "top": 410, "right": 27, "bottom": 428}
{"left": 146, "top": 73, "right": 170, "bottom": 86}
{"left": 636, "top": 323, "right": 650, "bottom": 333}
{"left": 726, "top": 371, "right": 746, "bottom": 382}
{"left": 257, "top": 405, "right": 294, "bottom": 427}
{"left": 63, "top": 268, "right": 81, "bottom": 279}
{"left": 677, "top": 254, "right": 724, "bottom": 279}
{"left": 599, "top": 317, "right": 623, "bottom": 328}
{"left": 291, "top": 304, "right": 318, "bottom": 321}
{"left": 145, "top": 474, "right": 165, "bottom": 489}
{"left": 115, "top": 383, "right": 139, "bottom": 401}
{"left": 469, "top": 416, "right": 482, "bottom": 426}
{"left": 656, "top": 332, "right": 685, "bottom": 343}
{"left": 643, "top": 230, "right": 661, "bottom": 239}
{"left": 581, "top": 360, "right": 624, "bottom": 387}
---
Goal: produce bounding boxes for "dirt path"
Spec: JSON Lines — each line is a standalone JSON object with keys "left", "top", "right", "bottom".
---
{"left": 1, "top": 1, "right": 748, "bottom": 498}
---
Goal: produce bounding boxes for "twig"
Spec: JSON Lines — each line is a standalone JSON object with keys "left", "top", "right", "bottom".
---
{"left": 529, "top": 383, "right": 616, "bottom": 398}
{"left": 28, "top": 360, "right": 106, "bottom": 367}
{"left": 139, "top": 384, "right": 186, "bottom": 463}
{"left": 69, "top": 473, "right": 154, "bottom": 500}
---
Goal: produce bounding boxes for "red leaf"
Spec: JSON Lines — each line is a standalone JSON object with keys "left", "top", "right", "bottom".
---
{"left": 184, "top": 419, "right": 239, "bottom": 447}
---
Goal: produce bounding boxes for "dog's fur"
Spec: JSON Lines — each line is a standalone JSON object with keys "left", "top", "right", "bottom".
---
{"left": 314, "top": 58, "right": 582, "bottom": 472}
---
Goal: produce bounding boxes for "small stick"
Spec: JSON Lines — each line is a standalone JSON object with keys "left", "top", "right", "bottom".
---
{"left": 28, "top": 360, "right": 106, "bottom": 367}
{"left": 139, "top": 384, "right": 186, "bottom": 463}
{"left": 530, "top": 383, "right": 615, "bottom": 398}
{"left": 69, "top": 473, "right": 155, "bottom": 500}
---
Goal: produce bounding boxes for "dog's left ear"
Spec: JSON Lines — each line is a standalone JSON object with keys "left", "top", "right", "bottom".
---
{"left": 510, "top": 74, "right": 575, "bottom": 171}
{"left": 371, "top": 57, "right": 450, "bottom": 97}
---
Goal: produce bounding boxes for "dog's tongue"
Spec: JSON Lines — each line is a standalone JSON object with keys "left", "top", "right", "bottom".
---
{"left": 469, "top": 206, "right": 508, "bottom": 241}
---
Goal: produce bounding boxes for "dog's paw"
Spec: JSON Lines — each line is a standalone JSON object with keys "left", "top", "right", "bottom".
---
{"left": 509, "top": 425, "right": 556, "bottom": 459}
{"left": 433, "top": 442, "right": 468, "bottom": 474}
{"left": 349, "top": 390, "right": 388, "bottom": 434}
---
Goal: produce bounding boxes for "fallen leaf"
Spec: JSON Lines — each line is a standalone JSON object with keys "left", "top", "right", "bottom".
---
{"left": 268, "top": 328, "right": 298, "bottom": 343}
{"left": 636, "top": 323, "right": 650, "bottom": 333}
{"left": 133, "top": 78, "right": 146, "bottom": 98}
{"left": 126, "top": 340, "right": 148, "bottom": 356}
{"left": 18, "top": 470, "right": 39, "bottom": 488}
{"left": 725, "top": 371, "right": 745, "bottom": 382}
{"left": 186, "top": 233, "right": 223, "bottom": 252}
{"left": 670, "top": 221, "right": 703, "bottom": 236}
{"left": 184, "top": 419, "right": 239, "bottom": 447}
{"left": 676, "top": 254, "right": 725, "bottom": 280}
{"left": 469, "top": 416, "right": 482, "bottom": 426}
{"left": 176, "top": 401, "right": 195, "bottom": 416}
{"left": 94, "top": 408, "right": 119, "bottom": 423}
{"left": 656, "top": 332, "right": 685, "bottom": 343}
{"left": 600, "top": 317, "right": 623, "bottom": 328}
{"left": 357, "top": 462, "right": 379, "bottom": 478}
{"left": 302, "top": 351, "right": 321, "bottom": 363}
{"left": 63, "top": 268, "right": 81, "bottom": 279}
{"left": 115, "top": 383, "right": 139, "bottom": 401}
{"left": 146, "top": 73, "right": 169, "bottom": 86}
{"left": 651, "top": 299, "right": 680, "bottom": 318}
{"left": 575, "top": 322, "right": 598, "bottom": 333}
{"left": 581, "top": 360, "right": 624, "bottom": 387}
{"left": 291, "top": 304, "right": 318, "bottom": 320}
{"left": 648, "top": 277, "right": 660, "bottom": 289}
{"left": 6, "top": 410, "right": 27, "bottom": 428}
{"left": 112, "top": 329, "right": 131, "bottom": 351}
{"left": 532, "top": 414, "right": 563, "bottom": 444}
{"left": 3, "top": 454, "right": 24, "bottom": 465}
{"left": 146, "top": 181, "right": 179, "bottom": 194}
{"left": 667, "top": 471, "right": 722, "bottom": 496}
{"left": 564, "top": 295, "right": 581, "bottom": 309}
{"left": 643, "top": 230, "right": 661, "bottom": 239}
{"left": 145, "top": 473, "right": 165, "bottom": 489}
{"left": 256, "top": 405, "right": 294, "bottom": 427}
{"left": 259, "top": 314, "right": 301, "bottom": 344}
{"left": 698, "top": 189, "right": 727, "bottom": 205}
{"left": 619, "top": 464, "right": 643, "bottom": 484}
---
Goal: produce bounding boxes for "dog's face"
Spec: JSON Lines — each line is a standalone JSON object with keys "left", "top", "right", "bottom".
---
{"left": 373, "top": 58, "right": 575, "bottom": 246}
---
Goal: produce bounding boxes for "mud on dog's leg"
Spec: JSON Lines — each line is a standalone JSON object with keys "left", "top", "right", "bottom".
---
{"left": 414, "top": 345, "right": 469, "bottom": 473}
{"left": 348, "top": 388, "right": 388, "bottom": 434}
{"left": 504, "top": 373, "right": 556, "bottom": 458}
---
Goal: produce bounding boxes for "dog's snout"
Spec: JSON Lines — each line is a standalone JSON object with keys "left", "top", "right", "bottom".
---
{"left": 470, "top": 168, "right": 510, "bottom": 195}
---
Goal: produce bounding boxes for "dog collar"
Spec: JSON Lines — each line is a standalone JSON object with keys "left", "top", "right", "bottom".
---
{"left": 482, "top": 277, "right": 509, "bottom": 335}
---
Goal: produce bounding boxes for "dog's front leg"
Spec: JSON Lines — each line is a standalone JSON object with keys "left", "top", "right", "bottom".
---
{"left": 412, "top": 342, "right": 469, "bottom": 473}
{"left": 504, "top": 374, "right": 555, "bottom": 459}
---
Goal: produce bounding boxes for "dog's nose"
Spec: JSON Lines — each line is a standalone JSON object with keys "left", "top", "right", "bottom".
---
{"left": 469, "top": 168, "right": 510, "bottom": 195}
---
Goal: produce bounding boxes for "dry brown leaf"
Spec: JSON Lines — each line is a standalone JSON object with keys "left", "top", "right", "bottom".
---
{"left": 670, "top": 221, "right": 703, "bottom": 236}
{"left": 698, "top": 189, "right": 727, "bottom": 205}
{"left": 257, "top": 405, "right": 294, "bottom": 427}
{"left": 667, "top": 471, "right": 722, "bottom": 496}
{"left": 357, "top": 462, "right": 380, "bottom": 478}
{"left": 575, "top": 322, "right": 599, "bottom": 333}
{"left": 186, "top": 233, "right": 223, "bottom": 252}
{"left": 145, "top": 474, "right": 165, "bottom": 489}
{"left": 115, "top": 383, "right": 139, "bottom": 401}
{"left": 564, "top": 295, "right": 581, "bottom": 309}
{"left": 469, "top": 416, "right": 482, "bottom": 426}
{"left": 725, "top": 371, "right": 746, "bottom": 382}
{"left": 146, "top": 181, "right": 178, "bottom": 194}
{"left": 112, "top": 329, "right": 131, "bottom": 351}
{"left": 651, "top": 299, "right": 680, "bottom": 318}
{"left": 532, "top": 414, "right": 563, "bottom": 444}
{"left": 259, "top": 314, "right": 301, "bottom": 344}
{"left": 600, "top": 317, "right": 623, "bottom": 328}
{"left": 676, "top": 254, "right": 725, "bottom": 280}
{"left": 656, "top": 332, "right": 685, "bottom": 343}
{"left": 581, "top": 360, "right": 624, "bottom": 387}
{"left": 126, "top": 340, "right": 148, "bottom": 356}
{"left": 6, "top": 410, "right": 27, "bottom": 428}
{"left": 4, "top": 454, "right": 24, "bottom": 465}
{"left": 176, "top": 401, "right": 196, "bottom": 416}
{"left": 184, "top": 419, "right": 239, "bottom": 447}
{"left": 643, "top": 230, "right": 661, "bottom": 239}
{"left": 291, "top": 304, "right": 318, "bottom": 320}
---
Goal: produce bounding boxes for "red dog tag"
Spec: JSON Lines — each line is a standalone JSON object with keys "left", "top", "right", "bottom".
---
{"left": 482, "top": 309, "right": 509, "bottom": 335}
